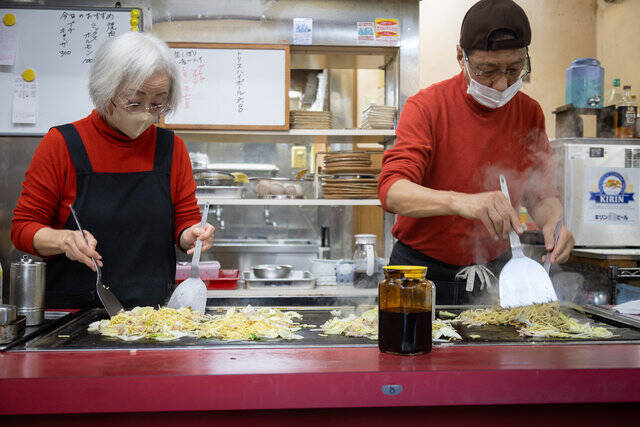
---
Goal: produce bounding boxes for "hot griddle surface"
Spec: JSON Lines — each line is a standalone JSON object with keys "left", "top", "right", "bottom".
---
{"left": 18, "top": 305, "right": 640, "bottom": 351}
{"left": 23, "top": 308, "right": 377, "bottom": 351}
{"left": 437, "top": 306, "right": 640, "bottom": 344}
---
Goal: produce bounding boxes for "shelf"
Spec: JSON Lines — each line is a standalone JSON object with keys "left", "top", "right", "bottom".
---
{"left": 176, "top": 128, "right": 395, "bottom": 143}
{"left": 207, "top": 287, "right": 378, "bottom": 298}
{"left": 178, "top": 129, "right": 395, "bottom": 136}
{"left": 196, "top": 198, "right": 381, "bottom": 206}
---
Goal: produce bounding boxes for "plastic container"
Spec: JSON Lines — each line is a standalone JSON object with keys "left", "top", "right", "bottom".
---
{"left": 175, "top": 261, "right": 222, "bottom": 288}
{"left": 616, "top": 283, "right": 640, "bottom": 305}
{"left": 205, "top": 269, "right": 240, "bottom": 290}
{"left": 565, "top": 58, "right": 604, "bottom": 108}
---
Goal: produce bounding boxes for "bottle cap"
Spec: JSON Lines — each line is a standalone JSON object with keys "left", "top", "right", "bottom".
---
{"left": 22, "top": 69, "right": 35, "bottom": 82}
{"left": 613, "top": 78, "right": 621, "bottom": 86}
{"left": 3, "top": 13, "right": 16, "bottom": 26}
{"left": 624, "top": 85, "right": 631, "bottom": 90}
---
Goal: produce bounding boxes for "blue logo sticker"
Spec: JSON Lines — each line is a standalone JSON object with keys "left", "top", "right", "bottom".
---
{"left": 590, "top": 172, "right": 635, "bottom": 204}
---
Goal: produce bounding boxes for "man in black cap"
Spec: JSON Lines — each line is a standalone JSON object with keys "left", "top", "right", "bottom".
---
{"left": 378, "top": 0, "right": 574, "bottom": 304}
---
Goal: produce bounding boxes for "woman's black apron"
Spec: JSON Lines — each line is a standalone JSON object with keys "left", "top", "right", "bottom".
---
{"left": 45, "top": 124, "right": 176, "bottom": 309}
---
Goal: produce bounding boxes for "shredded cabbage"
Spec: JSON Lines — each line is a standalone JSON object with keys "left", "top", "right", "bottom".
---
{"left": 88, "top": 305, "right": 305, "bottom": 341}
{"left": 320, "top": 307, "right": 378, "bottom": 340}
{"left": 457, "top": 303, "right": 615, "bottom": 339}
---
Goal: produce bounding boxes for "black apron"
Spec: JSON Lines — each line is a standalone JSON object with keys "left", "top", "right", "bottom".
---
{"left": 45, "top": 124, "right": 176, "bottom": 309}
{"left": 389, "top": 240, "right": 510, "bottom": 305}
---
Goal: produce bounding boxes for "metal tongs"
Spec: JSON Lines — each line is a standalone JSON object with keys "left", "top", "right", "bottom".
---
{"left": 68, "top": 205, "right": 123, "bottom": 317}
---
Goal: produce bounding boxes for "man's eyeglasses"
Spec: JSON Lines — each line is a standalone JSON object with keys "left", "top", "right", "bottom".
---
{"left": 463, "top": 48, "right": 531, "bottom": 81}
{"left": 111, "top": 98, "right": 171, "bottom": 115}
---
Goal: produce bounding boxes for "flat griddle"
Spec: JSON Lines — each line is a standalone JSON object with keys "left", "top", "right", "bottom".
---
{"left": 435, "top": 304, "right": 640, "bottom": 345}
{"left": 12, "top": 303, "right": 640, "bottom": 351}
{"left": 20, "top": 307, "right": 378, "bottom": 351}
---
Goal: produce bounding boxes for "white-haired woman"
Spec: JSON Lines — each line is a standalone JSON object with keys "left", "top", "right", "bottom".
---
{"left": 11, "top": 32, "right": 213, "bottom": 309}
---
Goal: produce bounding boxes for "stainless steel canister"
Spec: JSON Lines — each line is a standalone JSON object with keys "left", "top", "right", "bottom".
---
{"left": 9, "top": 256, "right": 46, "bottom": 326}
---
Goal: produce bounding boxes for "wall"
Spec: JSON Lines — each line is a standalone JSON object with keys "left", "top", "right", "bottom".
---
{"left": 596, "top": 0, "right": 640, "bottom": 100}
{"left": 419, "top": 0, "right": 598, "bottom": 138}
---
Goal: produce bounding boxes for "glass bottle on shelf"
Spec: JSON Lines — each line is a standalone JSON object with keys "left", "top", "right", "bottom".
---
{"left": 606, "top": 78, "right": 622, "bottom": 107}
{"left": 616, "top": 85, "right": 637, "bottom": 139}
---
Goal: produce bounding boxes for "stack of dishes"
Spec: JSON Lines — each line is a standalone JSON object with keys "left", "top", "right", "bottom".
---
{"left": 321, "top": 177, "right": 378, "bottom": 199}
{"left": 321, "top": 151, "right": 379, "bottom": 199}
{"left": 322, "top": 151, "right": 379, "bottom": 176}
{"left": 361, "top": 105, "right": 396, "bottom": 129}
{"left": 290, "top": 110, "right": 333, "bottom": 129}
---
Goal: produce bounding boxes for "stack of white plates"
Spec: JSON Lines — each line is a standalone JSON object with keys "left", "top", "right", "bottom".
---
{"left": 290, "top": 110, "right": 333, "bottom": 129}
{"left": 361, "top": 105, "right": 396, "bottom": 129}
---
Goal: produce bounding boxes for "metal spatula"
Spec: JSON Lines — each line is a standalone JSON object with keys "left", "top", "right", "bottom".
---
{"left": 68, "top": 205, "right": 124, "bottom": 317}
{"left": 498, "top": 175, "right": 558, "bottom": 308}
{"left": 543, "top": 220, "right": 563, "bottom": 274}
{"left": 167, "top": 202, "right": 210, "bottom": 314}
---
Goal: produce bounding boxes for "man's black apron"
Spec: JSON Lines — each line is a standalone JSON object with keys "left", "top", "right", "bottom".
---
{"left": 390, "top": 240, "right": 510, "bottom": 305}
{"left": 45, "top": 124, "right": 176, "bottom": 309}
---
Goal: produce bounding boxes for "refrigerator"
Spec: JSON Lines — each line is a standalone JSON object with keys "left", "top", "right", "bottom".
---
{"left": 551, "top": 138, "right": 640, "bottom": 248}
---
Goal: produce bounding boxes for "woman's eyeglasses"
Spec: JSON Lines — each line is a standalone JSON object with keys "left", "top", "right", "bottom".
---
{"left": 112, "top": 98, "right": 171, "bottom": 115}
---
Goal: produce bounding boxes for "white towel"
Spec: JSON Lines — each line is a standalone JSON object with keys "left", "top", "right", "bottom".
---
{"left": 613, "top": 300, "right": 640, "bottom": 315}
{"left": 455, "top": 264, "right": 497, "bottom": 292}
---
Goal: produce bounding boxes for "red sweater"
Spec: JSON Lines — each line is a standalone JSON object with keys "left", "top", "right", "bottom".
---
{"left": 11, "top": 110, "right": 201, "bottom": 255}
{"left": 378, "top": 72, "right": 559, "bottom": 266}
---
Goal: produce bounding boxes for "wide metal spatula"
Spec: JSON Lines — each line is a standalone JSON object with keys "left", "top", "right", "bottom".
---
{"left": 68, "top": 205, "right": 124, "bottom": 317}
{"left": 498, "top": 175, "right": 558, "bottom": 308}
{"left": 167, "top": 202, "right": 210, "bottom": 314}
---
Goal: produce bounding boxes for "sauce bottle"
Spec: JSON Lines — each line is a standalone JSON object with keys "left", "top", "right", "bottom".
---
{"left": 616, "top": 85, "right": 637, "bottom": 138}
{"left": 378, "top": 265, "right": 434, "bottom": 355}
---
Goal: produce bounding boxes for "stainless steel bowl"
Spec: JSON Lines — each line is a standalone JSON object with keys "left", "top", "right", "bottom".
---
{"left": 252, "top": 264, "right": 293, "bottom": 279}
{"left": 193, "top": 171, "right": 239, "bottom": 187}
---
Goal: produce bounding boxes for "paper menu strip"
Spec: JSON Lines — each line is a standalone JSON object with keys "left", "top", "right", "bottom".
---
{"left": 0, "top": 26, "right": 17, "bottom": 65}
{"left": 12, "top": 76, "right": 37, "bottom": 124}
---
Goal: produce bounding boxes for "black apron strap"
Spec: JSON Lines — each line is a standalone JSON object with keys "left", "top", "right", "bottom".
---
{"left": 153, "top": 127, "right": 174, "bottom": 173}
{"left": 54, "top": 124, "right": 94, "bottom": 174}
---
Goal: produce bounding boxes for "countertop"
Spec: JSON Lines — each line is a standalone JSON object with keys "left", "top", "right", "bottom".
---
{"left": 1, "top": 343, "right": 640, "bottom": 422}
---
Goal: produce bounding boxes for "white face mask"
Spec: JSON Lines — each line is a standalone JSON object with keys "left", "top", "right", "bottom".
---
{"left": 465, "top": 63, "right": 523, "bottom": 109}
{"left": 107, "top": 106, "right": 156, "bottom": 139}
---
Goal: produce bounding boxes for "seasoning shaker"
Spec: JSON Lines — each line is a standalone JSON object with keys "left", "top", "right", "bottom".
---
{"left": 9, "top": 255, "right": 46, "bottom": 326}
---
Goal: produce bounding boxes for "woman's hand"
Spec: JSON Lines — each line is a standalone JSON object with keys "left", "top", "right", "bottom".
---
{"left": 59, "top": 229, "right": 103, "bottom": 271}
{"left": 33, "top": 228, "right": 103, "bottom": 271}
{"left": 180, "top": 223, "right": 215, "bottom": 255}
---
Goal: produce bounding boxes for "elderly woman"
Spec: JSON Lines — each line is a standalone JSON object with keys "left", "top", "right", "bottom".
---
{"left": 11, "top": 32, "right": 213, "bottom": 308}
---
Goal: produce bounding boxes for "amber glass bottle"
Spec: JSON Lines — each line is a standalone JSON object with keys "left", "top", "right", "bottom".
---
{"left": 378, "top": 266, "right": 434, "bottom": 355}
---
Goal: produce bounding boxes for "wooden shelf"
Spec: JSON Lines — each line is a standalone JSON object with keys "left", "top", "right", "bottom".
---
{"left": 196, "top": 198, "right": 381, "bottom": 206}
{"left": 176, "top": 128, "right": 395, "bottom": 143}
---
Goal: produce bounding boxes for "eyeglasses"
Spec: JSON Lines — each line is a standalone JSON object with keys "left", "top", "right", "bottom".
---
{"left": 464, "top": 48, "right": 531, "bottom": 81}
{"left": 111, "top": 98, "right": 171, "bottom": 115}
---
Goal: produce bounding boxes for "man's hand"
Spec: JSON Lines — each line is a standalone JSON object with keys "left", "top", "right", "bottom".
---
{"left": 58, "top": 229, "right": 103, "bottom": 271}
{"left": 453, "top": 191, "right": 522, "bottom": 240}
{"left": 180, "top": 223, "right": 215, "bottom": 255}
{"left": 541, "top": 221, "right": 574, "bottom": 264}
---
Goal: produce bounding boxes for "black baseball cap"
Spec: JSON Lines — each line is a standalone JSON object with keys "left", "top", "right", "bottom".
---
{"left": 460, "top": 0, "right": 531, "bottom": 51}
